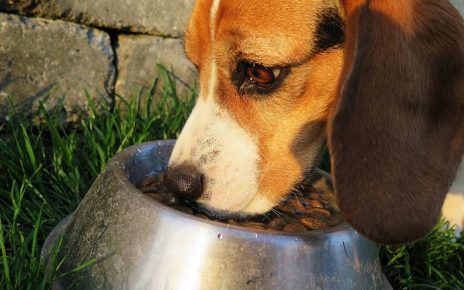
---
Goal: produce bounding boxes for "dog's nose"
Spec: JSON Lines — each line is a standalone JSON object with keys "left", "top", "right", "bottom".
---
{"left": 164, "top": 163, "right": 204, "bottom": 199}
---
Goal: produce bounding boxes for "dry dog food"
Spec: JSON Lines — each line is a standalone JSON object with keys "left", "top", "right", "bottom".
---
{"left": 138, "top": 170, "right": 343, "bottom": 233}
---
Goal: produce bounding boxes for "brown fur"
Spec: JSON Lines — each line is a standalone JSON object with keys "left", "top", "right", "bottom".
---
{"left": 185, "top": 0, "right": 344, "bottom": 207}
{"left": 330, "top": 0, "right": 464, "bottom": 244}
{"left": 184, "top": 0, "right": 464, "bottom": 244}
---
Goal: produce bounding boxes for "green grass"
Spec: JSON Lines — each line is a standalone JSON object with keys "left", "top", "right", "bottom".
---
{"left": 0, "top": 67, "right": 463, "bottom": 289}
{"left": 0, "top": 66, "right": 196, "bottom": 289}
{"left": 380, "top": 220, "right": 464, "bottom": 289}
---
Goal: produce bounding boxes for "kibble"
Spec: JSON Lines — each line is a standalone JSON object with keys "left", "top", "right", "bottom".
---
{"left": 275, "top": 203, "right": 296, "bottom": 215}
{"left": 267, "top": 218, "right": 287, "bottom": 230}
{"left": 308, "top": 200, "right": 324, "bottom": 209}
{"left": 304, "top": 208, "right": 331, "bottom": 218}
{"left": 139, "top": 170, "right": 343, "bottom": 233}
{"left": 283, "top": 223, "right": 307, "bottom": 233}
{"left": 291, "top": 199, "right": 306, "bottom": 213}
{"left": 300, "top": 217, "right": 330, "bottom": 230}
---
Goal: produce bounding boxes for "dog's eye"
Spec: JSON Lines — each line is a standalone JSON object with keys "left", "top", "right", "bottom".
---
{"left": 232, "top": 61, "right": 287, "bottom": 96}
{"left": 246, "top": 63, "right": 282, "bottom": 87}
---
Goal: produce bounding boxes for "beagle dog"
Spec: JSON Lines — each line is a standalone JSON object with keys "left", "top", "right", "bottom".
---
{"left": 164, "top": 0, "right": 464, "bottom": 244}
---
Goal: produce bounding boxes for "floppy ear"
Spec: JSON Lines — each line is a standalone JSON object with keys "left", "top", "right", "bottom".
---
{"left": 329, "top": 0, "right": 464, "bottom": 244}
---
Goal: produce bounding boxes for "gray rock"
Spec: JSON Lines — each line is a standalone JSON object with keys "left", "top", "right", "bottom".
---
{"left": 0, "top": 13, "right": 115, "bottom": 119}
{"left": 115, "top": 35, "right": 197, "bottom": 102}
{"left": 0, "top": 0, "right": 195, "bottom": 37}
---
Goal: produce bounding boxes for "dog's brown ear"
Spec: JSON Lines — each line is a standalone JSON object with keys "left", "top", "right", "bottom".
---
{"left": 329, "top": 0, "right": 464, "bottom": 244}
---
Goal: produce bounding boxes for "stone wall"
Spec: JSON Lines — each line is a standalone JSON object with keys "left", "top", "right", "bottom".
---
{"left": 0, "top": 0, "right": 196, "bottom": 119}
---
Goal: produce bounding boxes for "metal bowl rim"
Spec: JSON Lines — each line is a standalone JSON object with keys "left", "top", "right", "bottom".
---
{"left": 113, "top": 140, "right": 353, "bottom": 239}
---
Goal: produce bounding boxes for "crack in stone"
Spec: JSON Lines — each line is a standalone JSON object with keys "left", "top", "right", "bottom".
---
{"left": 108, "top": 29, "right": 119, "bottom": 108}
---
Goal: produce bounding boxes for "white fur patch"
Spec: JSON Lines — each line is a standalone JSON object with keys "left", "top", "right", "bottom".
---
{"left": 241, "top": 194, "right": 276, "bottom": 214}
{"left": 209, "top": 0, "right": 221, "bottom": 39}
{"left": 167, "top": 0, "right": 271, "bottom": 214}
{"left": 442, "top": 192, "right": 464, "bottom": 235}
{"left": 443, "top": 159, "right": 464, "bottom": 235}
{"left": 169, "top": 47, "right": 262, "bottom": 213}
{"left": 169, "top": 96, "right": 261, "bottom": 212}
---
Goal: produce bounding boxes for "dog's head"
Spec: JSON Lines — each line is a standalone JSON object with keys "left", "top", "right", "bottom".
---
{"left": 165, "top": 0, "right": 464, "bottom": 244}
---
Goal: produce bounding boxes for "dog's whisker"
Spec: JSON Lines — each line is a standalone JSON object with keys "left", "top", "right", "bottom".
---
{"left": 270, "top": 209, "right": 286, "bottom": 221}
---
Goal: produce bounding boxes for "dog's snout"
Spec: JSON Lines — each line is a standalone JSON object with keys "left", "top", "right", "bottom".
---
{"left": 164, "top": 164, "right": 204, "bottom": 200}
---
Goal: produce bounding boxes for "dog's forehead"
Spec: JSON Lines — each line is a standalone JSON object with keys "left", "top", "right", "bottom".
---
{"left": 216, "top": 0, "right": 331, "bottom": 65}
{"left": 217, "top": 0, "right": 321, "bottom": 34}
{"left": 185, "top": 0, "right": 340, "bottom": 67}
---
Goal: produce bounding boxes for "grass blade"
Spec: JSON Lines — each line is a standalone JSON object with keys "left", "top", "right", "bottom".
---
{"left": 53, "top": 258, "right": 97, "bottom": 281}
{"left": 0, "top": 217, "right": 12, "bottom": 290}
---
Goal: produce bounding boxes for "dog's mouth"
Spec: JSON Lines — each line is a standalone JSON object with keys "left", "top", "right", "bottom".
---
{"left": 140, "top": 168, "right": 342, "bottom": 232}
{"left": 186, "top": 168, "right": 328, "bottom": 221}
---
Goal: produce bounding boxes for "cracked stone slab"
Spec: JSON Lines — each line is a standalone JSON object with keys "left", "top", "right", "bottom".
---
{"left": 0, "top": 12, "right": 115, "bottom": 119}
{"left": 0, "top": 0, "right": 195, "bottom": 37}
{"left": 116, "top": 35, "right": 197, "bottom": 102}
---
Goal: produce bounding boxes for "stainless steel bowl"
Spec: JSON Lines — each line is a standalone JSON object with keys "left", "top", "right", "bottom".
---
{"left": 42, "top": 140, "right": 392, "bottom": 290}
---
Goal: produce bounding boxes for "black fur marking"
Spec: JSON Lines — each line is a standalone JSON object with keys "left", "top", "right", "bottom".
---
{"left": 313, "top": 8, "right": 345, "bottom": 53}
